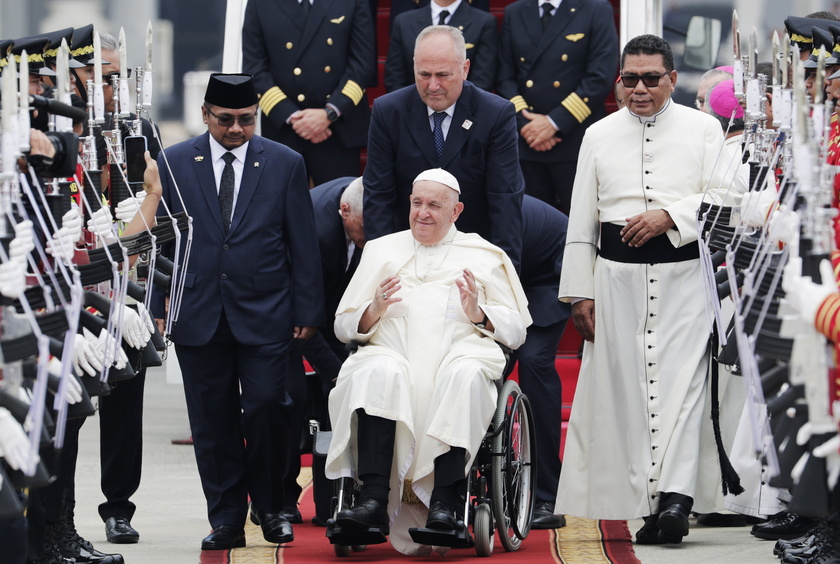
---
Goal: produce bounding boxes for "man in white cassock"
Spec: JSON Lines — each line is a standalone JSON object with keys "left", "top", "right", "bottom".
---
{"left": 325, "top": 168, "right": 531, "bottom": 555}
{"left": 556, "top": 34, "right": 731, "bottom": 545}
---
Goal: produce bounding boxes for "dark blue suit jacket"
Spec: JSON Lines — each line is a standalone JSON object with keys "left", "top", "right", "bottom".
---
{"left": 309, "top": 176, "right": 359, "bottom": 333}
{"left": 496, "top": 0, "right": 618, "bottom": 163}
{"left": 156, "top": 133, "right": 324, "bottom": 346}
{"left": 385, "top": 2, "right": 498, "bottom": 92}
{"left": 363, "top": 81, "right": 525, "bottom": 269}
{"left": 520, "top": 195, "right": 570, "bottom": 327}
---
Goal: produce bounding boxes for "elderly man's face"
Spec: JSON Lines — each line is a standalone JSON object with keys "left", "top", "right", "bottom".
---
{"left": 341, "top": 204, "right": 366, "bottom": 248}
{"left": 696, "top": 76, "right": 723, "bottom": 111}
{"left": 414, "top": 33, "right": 470, "bottom": 112}
{"left": 409, "top": 180, "right": 463, "bottom": 245}
{"left": 622, "top": 53, "right": 676, "bottom": 117}
{"left": 202, "top": 103, "right": 257, "bottom": 150}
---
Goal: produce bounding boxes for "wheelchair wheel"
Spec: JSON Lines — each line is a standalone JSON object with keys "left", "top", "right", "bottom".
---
{"left": 491, "top": 380, "right": 537, "bottom": 552}
{"left": 474, "top": 502, "right": 494, "bottom": 557}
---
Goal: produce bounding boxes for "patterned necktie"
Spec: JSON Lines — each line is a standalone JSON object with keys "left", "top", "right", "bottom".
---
{"left": 438, "top": 10, "right": 450, "bottom": 25}
{"left": 432, "top": 112, "right": 446, "bottom": 159}
{"left": 541, "top": 3, "right": 554, "bottom": 31}
{"left": 219, "top": 152, "right": 236, "bottom": 234}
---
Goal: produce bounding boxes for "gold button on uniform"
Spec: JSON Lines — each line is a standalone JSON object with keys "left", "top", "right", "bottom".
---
{"left": 324, "top": 66, "right": 331, "bottom": 73}
{"left": 520, "top": 57, "right": 525, "bottom": 62}
{"left": 584, "top": 97, "right": 589, "bottom": 102}
{"left": 553, "top": 81, "right": 560, "bottom": 88}
{"left": 562, "top": 54, "right": 568, "bottom": 61}
{"left": 286, "top": 42, "right": 293, "bottom": 50}
{"left": 297, "top": 94, "right": 305, "bottom": 102}
{"left": 293, "top": 68, "right": 302, "bottom": 75}
{"left": 526, "top": 80, "right": 534, "bottom": 87}
{"left": 327, "top": 38, "right": 333, "bottom": 45}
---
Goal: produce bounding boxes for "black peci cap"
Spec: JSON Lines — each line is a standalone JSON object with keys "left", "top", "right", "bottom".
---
{"left": 204, "top": 73, "right": 259, "bottom": 109}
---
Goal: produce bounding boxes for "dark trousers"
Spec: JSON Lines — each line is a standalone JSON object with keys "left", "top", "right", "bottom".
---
{"left": 514, "top": 320, "right": 567, "bottom": 503}
{"left": 283, "top": 347, "right": 307, "bottom": 509}
{"left": 175, "top": 313, "right": 292, "bottom": 528}
{"left": 520, "top": 160, "right": 578, "bottom": 215}
{"left": 98, "top": 367, "right": 146, "bottom": 521}
{"left": 301, "top": 140, "right": 361, "bottom": 187}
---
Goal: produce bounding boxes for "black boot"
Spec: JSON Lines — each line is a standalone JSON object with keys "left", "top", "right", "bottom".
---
{"left": 28, "top": 522, "right": 71, "bottom": 564}
{"left": 56, "top": 494, "right": 124, "bottom": 564}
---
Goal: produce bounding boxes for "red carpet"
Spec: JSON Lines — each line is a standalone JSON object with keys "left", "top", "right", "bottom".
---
{"left": 199, "top": 469, "right": 641, "bottom": 563}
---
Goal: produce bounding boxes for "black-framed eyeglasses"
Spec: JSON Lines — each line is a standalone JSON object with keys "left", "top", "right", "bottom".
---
{"left": 620, "top": 71, "right": 669, "bottom": 88}
{"left": 103, "top": 69, "right": 132, "bottom": 81}
{"left": 206, "top": 107, "right": 257, "bottom": 127}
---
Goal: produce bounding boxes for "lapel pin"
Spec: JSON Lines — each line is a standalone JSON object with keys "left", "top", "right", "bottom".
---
{"left": 254, "top": 162, "right": 260, "bottom": 167}
{"left": 194, "top": 156, "right": 204, "bottom": 162}
{"left": 462, "top": 119, "right": 473, "bottom": 130}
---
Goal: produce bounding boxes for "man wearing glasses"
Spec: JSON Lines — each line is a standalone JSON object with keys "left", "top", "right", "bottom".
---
{"left": 154, "top": 73, "right": 324, "bottom": 551}
{"left": 556, "top": 35, "right": 730, "bottom": 545}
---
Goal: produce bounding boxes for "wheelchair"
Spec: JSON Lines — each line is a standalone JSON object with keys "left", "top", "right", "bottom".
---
{"left": 325, "top": 377, "right": 538, "bottom": 557}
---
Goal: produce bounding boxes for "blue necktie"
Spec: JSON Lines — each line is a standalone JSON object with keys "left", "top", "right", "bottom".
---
{"left": 432, "top": 112, "right": 446, "bottom": 159}
{"left": 219, "top": 152, "right": 235, "bottom": 234}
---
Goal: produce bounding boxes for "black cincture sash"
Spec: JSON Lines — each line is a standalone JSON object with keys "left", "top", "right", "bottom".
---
{"left": 599, "top": 222, "right": 699, "bottom": 264}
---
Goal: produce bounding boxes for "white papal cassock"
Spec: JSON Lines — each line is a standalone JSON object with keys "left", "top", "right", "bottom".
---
{"left": 556, "top": 100, "right": 730, "bottom": 519}
{"left": 326, "top": 226, "right": 531, "bottom": 554}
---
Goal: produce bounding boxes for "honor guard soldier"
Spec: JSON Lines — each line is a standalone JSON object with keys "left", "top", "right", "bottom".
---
{"left": 784, "top": 15, "right": 838, "bottom": 60}
{"left": 242, "top": 0, "right": 376, "bottom": 186}
{"left": 496, "top": 0, "right": 618, "bottom": 214}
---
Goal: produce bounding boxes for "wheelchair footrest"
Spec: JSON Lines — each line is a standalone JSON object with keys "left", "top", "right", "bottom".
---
{"left": 408, "top": 524, "right": 473, "bottom": 549}
{"left": 326, "top": 520, "right": 388, "bottom": 546}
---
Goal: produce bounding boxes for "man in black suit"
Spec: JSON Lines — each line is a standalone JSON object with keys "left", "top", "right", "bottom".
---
{"left": 496, "top": 0, "right": 618, "bottom": 213}
{"left": 242, "top": 0, "right": 376, "bottom": 186}
{"left": 285, "top": 176, "right": 365, "bottom": 525}
{"left": 154, "top": 73, "right": 324, "bottom": 550}
{"left": 364, "top": 25, "right": 524, "bottom": 269}
{"left": 385, "top": 0, "right": 497, "bottom": 92}
{"left": 389, "top": 0, "right": 489, "bottom": 31}
{"left": 516, "top": 195, "right": 570, "bottom": 528}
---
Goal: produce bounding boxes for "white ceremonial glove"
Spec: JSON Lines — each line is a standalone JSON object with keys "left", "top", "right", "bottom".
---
{"left": 47, "top": 357, "right": 82, "bottom": 404}
{"left": 0, "top": 407, "right": 32, "bottom": 471}
{"left": 766, "top": 207, "right": 800, "bottom": 245}
{"left": 85, "top": 207, "right": 117, "bottom": 243}
{"left": 782, "top": 258, "right": 839, "bottom": 324}
{"left": 114, "top": 192, "right": 146, "bottom": 222}
{"left": 60, "top": 206, "right": 83, "bottom": 242}
{"left": 73, "top": 332, "right": 99, "bottom": 377}
{"left": 0, "top": 260, "right": 26, "bottom": 298}
{"left": 813, "top": 433, "right": 840, "bottom": 490}
{"left": 95, "top": 329, "right": 128, "bottom": 370}
{"left": 135, "top": 302, "right": 156, "bottom": 335}
{"left": 45, "top": 226, "right": 78, "bottom": 263}
{"left": 740, "top": 189, "right": 779, "bottom": 227}
{"left": 9, "top": 219, "right": 35, "bottom": 264}
{"left": 115, "top": 304, "right": 151, "bottom": 349}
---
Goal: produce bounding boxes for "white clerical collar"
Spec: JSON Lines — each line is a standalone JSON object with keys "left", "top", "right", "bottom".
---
{"left": 209, "top": 135, "right": 250, "bottom": 163}
{"left": 628, "top": 98, "right": 671, "bottom": 124}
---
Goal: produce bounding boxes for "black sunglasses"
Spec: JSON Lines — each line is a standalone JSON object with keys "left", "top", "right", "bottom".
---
{"left": 206, "top": 107, "right": 257, "bottom": 127}
{"left": 103, "top": 69, "right": 132, "bottom": 81}
{"left": 619, "top": 71, "right": 669, "bottom": 88}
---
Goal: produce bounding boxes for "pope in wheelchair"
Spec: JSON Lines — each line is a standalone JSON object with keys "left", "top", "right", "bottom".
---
{"left": 325, "top": 168, "right": 531, "bottom": 555}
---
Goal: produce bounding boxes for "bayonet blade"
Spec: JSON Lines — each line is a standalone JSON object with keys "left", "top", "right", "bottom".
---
{"left": 118, "top": 27, "right": 130, "bottom": 116}
{"left": 783, "top": 34, "right": 791, "bottom": 87}
{"left": 93, "top": 31, "right": 104, "bottom": 121}
{"left": 119, "top": 28, "right": 128, "bottom": 80}
{"left": 145, "top": 21, "right": 153, "bottom": 73}
{"left": 816, "top": 48, "right": 826, "bottom": 105}
{"left": 733, "top": 10, "right": 741, "bottom": 59}
{"left": 749, "top": 27, "right": 758, "bottom": 78}
{"left": 772, "top": 31, "right": 780, "bottom": 86}
{"left": 143, "top": 21, "right": 153, "bottom": 108}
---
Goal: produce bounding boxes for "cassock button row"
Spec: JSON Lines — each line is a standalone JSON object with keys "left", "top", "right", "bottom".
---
{"left": 648, "top": 199, "right": 653, "bottom": 202}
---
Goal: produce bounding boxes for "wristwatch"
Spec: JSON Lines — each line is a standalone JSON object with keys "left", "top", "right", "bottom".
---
{"left": 474, "top": 313, "right": 489, "bottom": 330}
{"left": 324, "top": 106, "right": 339, "bottom": 122}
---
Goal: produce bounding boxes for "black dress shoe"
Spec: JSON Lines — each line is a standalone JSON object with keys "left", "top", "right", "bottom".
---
{"left": 752, "top": 512, "right": 820, "bottom": 540}
{"left": 531, "top": 501, "right": 567, "bottom": 530}
{"left": 696, "top": 512, "right": 747, "bottom": 527}
{"left": 657, "top": 501, "right": 691, "bottom": 538}
{"left": 104, "top": 517, "right": 139, "bottom": 544}
{"left": 280, "top": 505, "right": 303, "bottom": 524}
{"left": 201, "top": 525, "right": 246, "bottom": 550}
{"left": 425, "top": 501, "right": 458, "bottom": 531}
{"left": 336, "top": 498, "right": 390, "bottom": 535}
{"left": 252, "top": 511, "right": 294, "bottom": 544}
